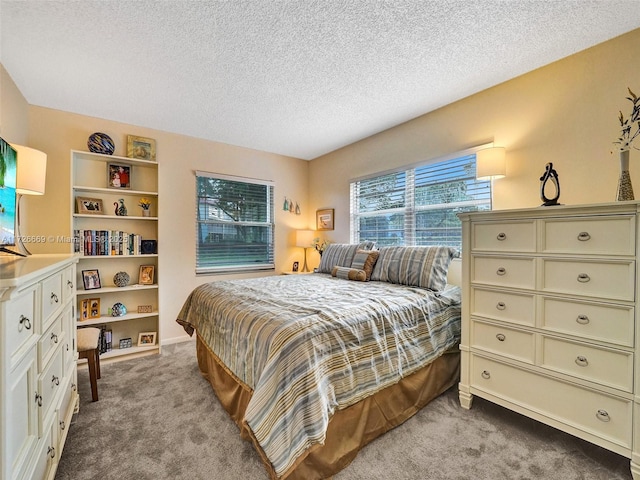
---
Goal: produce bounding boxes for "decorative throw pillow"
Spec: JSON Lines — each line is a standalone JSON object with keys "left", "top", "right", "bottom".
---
{"left": 350, "top": 249, "right": 379, "bottom": 281}
{"left": 331, "top": 266, "right": 367, "bottom": 282}
{"left": 317, "top": 242, "right": 375, "bottom": 273}
{"left": 370, "top": 246, "right": 458, "bottom": 291}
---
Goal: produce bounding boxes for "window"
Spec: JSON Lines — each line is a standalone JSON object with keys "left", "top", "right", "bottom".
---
{"left": 196, "top": 171, "right": 275, "bottom": 273}
{"left": 350, "top": 151, "right": 491, "bottom": 249}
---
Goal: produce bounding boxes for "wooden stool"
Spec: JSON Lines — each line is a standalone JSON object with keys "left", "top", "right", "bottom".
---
{"left": 77, "top": 327, "right": 101, "bottom": 402}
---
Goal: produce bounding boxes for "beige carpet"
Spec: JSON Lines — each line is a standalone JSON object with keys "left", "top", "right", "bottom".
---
{"left": 55, "top": 340, "right": 632, "bottom": 480}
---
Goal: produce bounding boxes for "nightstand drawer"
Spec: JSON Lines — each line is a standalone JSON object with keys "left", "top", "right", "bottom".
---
{"left": 472, "top": 288, "right": 534, "bottom": 326}
{"left": 471, "top": 321, "right": 534, "bottom": 363}
{"left": 542, "top": 216, "right": 635, "bottom": 256}
{"left": 542, "top": 259, "right": 634, "bottom": 301}
{"left": 541, "top": 297, "right": 634, "bottom": 347}
{"left": 471, "top": 356, "right": 632, "bottom": 448}
{"left": 472, "top": 256, "right": 535, "bottom": 290}
{"left": 541, "top": 336, "right": 633, "bottom": 392}
{"left": 472, "top": 221, "right": 536, "bottom": 253}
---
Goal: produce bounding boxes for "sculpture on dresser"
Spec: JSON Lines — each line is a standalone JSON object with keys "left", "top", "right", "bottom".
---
{"left": 540, "top": 162, "right": 561, "bottom": 206}
{"left": 613, "top": 87, "right": 639, "bottom": 201}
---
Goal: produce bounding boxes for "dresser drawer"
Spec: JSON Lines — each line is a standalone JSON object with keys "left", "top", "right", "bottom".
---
{"left": 472, "top": 256, "right": 535, "bottom": 290}
{"left": 542, "top": 259, "right": 634, "bottom": 301}
{"left": 471, "top": 356, "right": 633, "bottom": 449}
{"left": 5, "top": 285, "right": 37, "bottom": 364}
{"left": 38, "top": 313, "right": 64, "bottom": 371}
{"left": 472, "top": 221, "right": 536, "bottom": 253}
{"left": 541, "top": 216, "right": 635, "bottom": 256}
{"left": 542, "top": 297, "right": 634, "bottom": 347}
{"left": 41, "top": 270, "right": 64, "bottom": 329}
{"left": 472, "top": 288, "right": 534, "bottom": 326}
{"left": 62, "top": 265, "right": 75, "bottom": 303}
{"left": 38, "top": 346, "right": 64, "bottom": 433}
{"left": 540, "top": 336, "right": 633, "bottom": 392}
{"left": 471, "top": 321, "right": 535, "bottom": 363}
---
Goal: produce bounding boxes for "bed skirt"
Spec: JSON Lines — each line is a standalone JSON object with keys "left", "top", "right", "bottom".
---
{"left": 196, "top": 333, "right": 460, "bottom": 480}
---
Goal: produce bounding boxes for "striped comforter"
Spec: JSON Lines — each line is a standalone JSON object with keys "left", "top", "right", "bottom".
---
{"left": 177, "top": 273, "right": 461, "bottom": 478}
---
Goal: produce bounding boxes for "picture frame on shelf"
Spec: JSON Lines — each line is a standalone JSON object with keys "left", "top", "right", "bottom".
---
{"left": 137, "top": 331, "right": 157, "bottom": 346}
{"left": 292, "top": 261, "right": 299, "bottom": 272}
{"left": 76, "top": 196, "right": 104, "bottom": 215}
{"left": 88, "top": 298, "right": 100, "bottom": 319}
{"left": 137, "top": 304, "right": 153, "bottom": 313}
{"left": 119, "top": 337, "right": 133, "bottom": 349}
{"left": 107, "top": 162, "right": 131, "bottom": 189}
{"left": 80, "top": 299, "right": 90, "bottom": 320}
{"left": 126, "top": 135, "right": 156, "bottom": 161}
{"left": 138, "top": 265, "right": 155, "bottom": 285}
{"left": 82, "top": 269, "right": 101, "bottom": 290}
{"left": 316, "top": 208, "right": 335, "bottom": 231}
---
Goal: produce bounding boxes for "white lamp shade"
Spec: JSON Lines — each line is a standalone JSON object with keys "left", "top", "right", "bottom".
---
{"left": 476, "top": 147, "right": 506, "bottom": 180}
{"left": 296, "top": 229, "right": 316, "bottom": 248}
{"left": 12, "top": 144, "right": 47, "bottom": 195}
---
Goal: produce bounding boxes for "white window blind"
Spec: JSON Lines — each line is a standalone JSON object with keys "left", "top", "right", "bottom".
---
{"left": 350, "top": 153, "right": 491, "bottom": 249}
{"left": 195, "top": 171, "right": 275, "bottom": 273}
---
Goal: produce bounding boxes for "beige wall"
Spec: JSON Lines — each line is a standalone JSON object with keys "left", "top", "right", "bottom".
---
{"left": 0, "top": 73, "right": 311, "bottom": 343}
{"left": 309, "top": 28, "right": 640, "bottom": 243}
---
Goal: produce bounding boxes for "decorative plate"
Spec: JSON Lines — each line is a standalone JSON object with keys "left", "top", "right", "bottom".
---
{"left": 88, "top": 132, "right": 115, "bottom": 155}
{"left": 111, "top": 302, "right": 127, "bottom": 317}
{"left": 113, "top": 271, "right": 130, "bottom": 287}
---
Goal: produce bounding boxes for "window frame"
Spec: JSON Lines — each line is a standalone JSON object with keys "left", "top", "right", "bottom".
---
{"left": 349, "top": 145, "right": 493, "bottom": 249}
{"left": 195, "top": 171, "right": 275, "bottom": 274}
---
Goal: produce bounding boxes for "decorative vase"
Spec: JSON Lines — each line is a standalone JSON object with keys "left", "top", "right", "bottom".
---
{"left": 142, "top": 209, "right": 150, "bottom": 217}
{"left": 616, "top": 150, "right": 634, "bottom": 201}
{"left": 113, "top": 271, "right": 130, "bottom": 287}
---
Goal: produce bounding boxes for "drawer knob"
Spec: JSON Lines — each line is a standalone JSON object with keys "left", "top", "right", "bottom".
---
{"left": 576, "top": 315, "right": 590, "bottom": 325}
{"left": 47, "top": 446, "right": 56, "bottom": 459}
{"left": 497, "top": 232, "right": 507, "bottom": 241}
{"left": 481, "top": 370, "right": 491, "bottom": 379}
{"left": 51, "top": 332, "right": 59, "bottom": 344}
{"left": 496, "top": 302, "right": 506, "bottom": 311}
{"left": 67, "top": 280, "right": 74, "bottom": 289}
{"left": 596, "top": 409, "right": 610, "bottom": 422}
{"left": 52, "top": 375, "right": 60, "bottom": 386}
{"left": 496, "top": 333, "right": 506, "bottom": 342}
{"left": 35, "top": 393, "right": 43, "bottom": 407}
{"left": 71, "top": 383, "right": 77, "bottom": 392}
{"left": 18, "top": 315, "right": 32, "bottom": 331}
{"left": 575, "top": 356, "right": 589, "bottom": 367}
{"left": 60, "top": 420, "right": 66, "bottom": 431}
{"left": 496, "top": 267, "right": 506, "bottom": 276}
{"left": 577, "top": 232, "right": 591, "bottom": 241}
{"left": 577, "top": 273, "right": 591, "bottom": 283}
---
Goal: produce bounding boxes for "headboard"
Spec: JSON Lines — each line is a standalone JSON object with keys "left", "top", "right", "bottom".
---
{"left": 446, "top": 257, "right": 462, "bottom": 287}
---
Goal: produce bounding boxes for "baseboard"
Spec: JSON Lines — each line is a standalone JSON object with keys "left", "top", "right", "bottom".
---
{"left": 160, "top": 334, "right": 194, "bottom": 346}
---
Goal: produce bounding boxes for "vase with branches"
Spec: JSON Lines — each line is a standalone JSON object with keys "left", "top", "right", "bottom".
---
{"left": 614, "top": 88, "right": 640, "bottom": 201}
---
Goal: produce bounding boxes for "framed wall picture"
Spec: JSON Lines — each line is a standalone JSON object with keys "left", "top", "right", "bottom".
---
{"left": 82, "top": 269, "right": 101, "bottom": 290}
{"left": 88, "top": 298, "right": 101, "bottom": 319}
{"left": 107, "top": 162, "right": 132, "bottom": 189}
{"left": 316, "top": 208, "right": 335, "bottom": 231}
{"left": 137, "top": 331, "right": 157, "bottom": 346}
{"left": 76, "top": 196, "right": 104, "bottom": 215}
{"left": 127, "top": 135, "right": 156, "bottom": 161}
{"left": 139, "top": 265, "right": 155, "bottom": 285}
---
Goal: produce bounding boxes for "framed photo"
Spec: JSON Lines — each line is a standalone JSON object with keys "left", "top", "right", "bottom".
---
{"left": 107, "top": 162, "right": 131, "bottom": 189}
{"left": 88, "top": 298, "right": 101, "bottom": 319}
{"left": 138, "top": 265, "right": 155, "bottom": 285}
{"left": 316, "top": 208, "right": 335, "bottom": 231}
{"left": 80, "top": 299, "right": 90, "bottom": 320}
{"left": 127, "top": 135, "right": 156, "bottom": 161}
{"left": 137, "top": 331, "right": 157, "bottom": 347}
{"left": 76, "top": 196, "right": 104, "bottom": 215}
{"left": 82, "top": 269, "right": 101, "bottom": 290}
{"left": 292, "top": 261, "right": 299, "bottom": 272}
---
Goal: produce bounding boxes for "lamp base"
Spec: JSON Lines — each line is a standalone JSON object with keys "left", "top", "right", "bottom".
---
{"left": 14, "top": 193, "right": 32, "bottom": 256}
{"left": 0, "top": 246, "right": 27, "bottom": 257}
{"left": 301, "top": 248, "right": 309, "bottom": 272}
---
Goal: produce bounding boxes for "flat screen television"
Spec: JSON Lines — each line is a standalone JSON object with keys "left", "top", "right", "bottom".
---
{"left": 0, "top": 136, "right": 18, "bottom": 255}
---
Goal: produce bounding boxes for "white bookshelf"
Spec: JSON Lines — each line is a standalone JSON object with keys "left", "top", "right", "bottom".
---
{"left": 70, "top": 149, "right": 160, "bottom": 360}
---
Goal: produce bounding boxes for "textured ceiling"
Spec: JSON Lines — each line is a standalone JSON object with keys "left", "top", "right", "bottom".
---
{"left": 2, "top": 1, "right": 640, "bottom": 160}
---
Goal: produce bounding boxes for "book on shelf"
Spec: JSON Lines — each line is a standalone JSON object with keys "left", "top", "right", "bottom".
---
{"left": 73, "top": 230, "right": 147, "bottom": 256}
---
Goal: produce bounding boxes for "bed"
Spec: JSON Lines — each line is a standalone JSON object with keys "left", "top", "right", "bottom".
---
{"left": 177, "top": 244, "right": 462, "bottom": 480}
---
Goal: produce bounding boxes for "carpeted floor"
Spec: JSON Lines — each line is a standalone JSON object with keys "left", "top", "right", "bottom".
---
{"left": 55, "top": 340, "right": 632, "bottom": 480}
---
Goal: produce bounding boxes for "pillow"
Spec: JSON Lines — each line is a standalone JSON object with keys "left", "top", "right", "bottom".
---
{"left": 331, "top": 266, "right": 367, "bottom": 282}
{"left": 370, "top": 246, "right": 457, "bottom": 291}
{"left": 350, "top": 249, "right": 379, "bottom": 281}
{"left": 317, "top": 242, "right": 375, "bottom": 273}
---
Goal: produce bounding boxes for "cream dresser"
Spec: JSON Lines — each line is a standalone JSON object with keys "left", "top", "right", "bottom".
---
{"left": 458, "top": 202, "right": 639, "bottom": 480}
{"left": 0, "top": 254, "right": 78, "bottom": 480}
